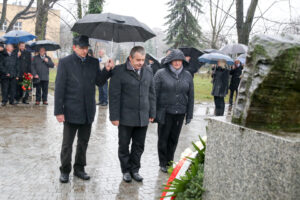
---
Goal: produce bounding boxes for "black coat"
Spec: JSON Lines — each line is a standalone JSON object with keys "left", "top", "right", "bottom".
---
{"left": 211, "top": 66, "right": 230, "bottom": 97}
{"left": 0, "top": 50, "right": 20, "bottom": 78}
{"left": 109, "top": 60, "right": 156, "bottom": 127}
{"left": 18, "top": 50, "right": 32, "bottom": 75}
{"left": 154, "top": 67, "right": 194, "bottom": 122}
{"left": 31, "top": 54, "right": 54, "bottom": 81}
{"left": 229, "top": 65, "right": 243, "bottom": 90}
{"left": 54, "top": 53, "right": 111, "bottom": 124}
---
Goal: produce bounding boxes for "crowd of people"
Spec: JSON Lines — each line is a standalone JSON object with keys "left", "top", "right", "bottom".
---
{"left": 54, "top": 35, "right": 243, "bottom": 184}
{"left": 0, "top": 42, "right": 54, "bottom": 106}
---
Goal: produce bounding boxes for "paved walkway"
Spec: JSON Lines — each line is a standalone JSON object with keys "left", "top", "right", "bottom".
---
{"left": 0, "top": 95, "right": 222, "bottom": 200}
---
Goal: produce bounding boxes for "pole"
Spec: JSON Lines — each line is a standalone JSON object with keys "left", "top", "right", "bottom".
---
{"left": 111, "top": 39, "right": 114, "bottom": 58}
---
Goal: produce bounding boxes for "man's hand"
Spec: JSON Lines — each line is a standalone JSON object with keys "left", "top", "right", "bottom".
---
{"left": 16, "top": 77, "right": 19, "bottom": 80}
{"left": 111, "top": 120, "right": 119, "bottom": 126}
{"left": 56, "top": 115, "right": 65, "bottom": 123}
{"left": 149, "top": 118, "right": 154, "bottom": 123}
{"left": 105, "top": 59, "right": 115, "bottom": 71}
{"left": 34, "top": 75, "right": 39, "bottom": 79}
{"left": 17, "top": 51, "right": 21, "bottom": 58}
{"left": 6, "top": 73, "right": 10, "bottom": 77}
{"left": 44, "top": 58, "right": 49, "bottom": 63}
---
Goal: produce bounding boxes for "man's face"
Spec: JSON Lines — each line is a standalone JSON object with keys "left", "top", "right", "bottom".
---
{"left": 0, "top": 46, "right": 4, "bottom": 51}
{"left": 171, "top": 60, "right": 183, "bottom": 70}
{"left": 185, "top": 56, "right": 191, "bottom": 62}
{"left": 73, "top": 45, "right": 88, "bottom": 58}
{"left": 129, "top": 52, "right": 145, "bottom": 70}
{"left": 234, "top": 60, "right": 240, "bottom": 66}
{"left": 39, "top": 47, "right": 46, "bottom": 56}
{"left": 19, "top": 43, "right": 25, "bottom": 51}
{"left": 6, "top": 44, "right": 14, "bottom": 52}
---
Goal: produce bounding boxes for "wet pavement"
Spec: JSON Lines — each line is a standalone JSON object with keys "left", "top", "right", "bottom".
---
{"left": 0, "top": 95, "right": 223, "bottom": 200}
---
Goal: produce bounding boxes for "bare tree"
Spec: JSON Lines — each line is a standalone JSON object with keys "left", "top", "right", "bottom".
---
{"left": 35, "top": 0, "right": 60, "bottom": 40}
{"left": 236, "top": 0, "right": 259, "bottom": 45}
{"left": 0, "top": 0, "right": 8, "bottom": 28}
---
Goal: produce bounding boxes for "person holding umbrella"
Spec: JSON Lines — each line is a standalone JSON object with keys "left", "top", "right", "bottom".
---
{"left": 31, "top": 47, "right": 54, "bottom": 105}
{"left": 109, "top": 46, "right": 156, "bottom": 183}
{"left": 55, "top": 35, "right": 114, "bottom": 183}
{"left": 0, "top": 43, "right": 20, "bottom": 106}
{"left": 15, "top": 42, "right": 32, "bottom": 104}
{"left": 229, "top": 59, "right": 243, "bottom": 106}
{"left": 154, "top": 49, "right": 194, "bottom": 173}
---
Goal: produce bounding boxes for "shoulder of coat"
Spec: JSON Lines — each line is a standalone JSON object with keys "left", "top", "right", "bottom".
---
{"left": 112, "top": 63, "right": 125, "bottom": 74}
{"left": 183, "top": 69, "right": 193, "bottom": 79}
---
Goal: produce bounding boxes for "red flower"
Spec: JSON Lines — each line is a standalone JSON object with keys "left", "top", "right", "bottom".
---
{"left": 22, "top": 86, "right": 26, "bottom": 91}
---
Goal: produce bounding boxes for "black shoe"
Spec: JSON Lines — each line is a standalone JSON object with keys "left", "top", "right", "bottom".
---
{"left": 123, "top": 172, "right": 132, "bottom": 183}
{"left": 73, "top": 171, "right": 90, "bottom": 180}
{"left": 1, "top": 103, "right": 7, "bottom": 106}
{"left": 9, "top": 102, "right": 17, "bottom": 105}
{"left": 101, "top": 103, "right": 108, "bottom": 106}
{"left": 160, "top": 166, "right": 168, "bottom": 173}
{"left": 59, "top": 173, "right": 69, "bottom": 183}
{"left": 22, "top": 101, "right": 29, "bottom": 104}
{"left": 131, "top": 172, "right": 143, "bottom": 182}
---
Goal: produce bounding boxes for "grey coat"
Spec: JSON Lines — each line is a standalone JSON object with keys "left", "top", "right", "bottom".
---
{"left": 109, "top": 60, "right": 156, "bottom": 127}
{"left": 211, "top": 66, "right": 230, "bottom": 97}
{"left": 54, "top": 53, "right": 111, "bottom": 124}
{"left": 31, "top": 54, "right": 54, "bottom": 81}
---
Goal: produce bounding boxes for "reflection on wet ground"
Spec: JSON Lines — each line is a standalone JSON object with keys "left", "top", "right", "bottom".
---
{"left": 0, "top": 95, "right": 225, "bottom": 200}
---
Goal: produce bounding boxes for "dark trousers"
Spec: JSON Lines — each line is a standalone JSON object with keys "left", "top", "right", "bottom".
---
{"left": 1, "top": 78, "right": 17, "bottom": 104}
{"left": 214, "top": 96, "right": 225, "bottom": 116}
{"left": 118, "top": 125, "right": 148, "bottom": 173}
{"left": 16, "top": 79, "right": 29, "bottom": 102}
{"left": 60, "top": 122, "right": 92, "bottom": 174}
{"left": 98, "top": 81, "right": 108, "bottom": 104}
{"left": 157, "top": 113, "right": 185, "bottom": 167}
{"left": 36, "top": 80, "right": 49, "bottom": 102}
{"left": 229, "top": 88, "right": 238, "bottom": 106}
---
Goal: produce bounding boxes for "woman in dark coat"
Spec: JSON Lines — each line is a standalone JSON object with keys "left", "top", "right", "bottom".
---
{"left": 154, "top": 49, "right": 194, "bottom": 173}
{"left": 211, "top": 60, "right": 230, "bottom": 116}
{"left": 229, "top": 60, "right": 243, "bottom": 106}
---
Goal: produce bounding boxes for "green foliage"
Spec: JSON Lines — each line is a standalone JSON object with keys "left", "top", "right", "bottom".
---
{"left": 162, "top": 135, "right": 206, "bottom": 199}
{"left": 164, "top": 0, "right": 203, "bottom": 48}
{"left": 88, "top": 0, "right": 105, "bottom": 14}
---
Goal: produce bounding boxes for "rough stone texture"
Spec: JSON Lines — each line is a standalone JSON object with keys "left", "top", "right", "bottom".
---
{"left": 232, "top": 34, "right": 300, "bottom": 133}
{"left": 203, "top": 117, "right": 300, "bottom": 200}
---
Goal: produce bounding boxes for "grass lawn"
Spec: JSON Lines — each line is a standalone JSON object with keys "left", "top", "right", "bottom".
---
{"left": 49, "top": 69, "right": 229, "bottom": 103}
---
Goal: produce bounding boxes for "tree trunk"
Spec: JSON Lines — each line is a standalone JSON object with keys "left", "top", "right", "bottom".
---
{"left": 0, "top": 0, "right": 8, "bottom": 28}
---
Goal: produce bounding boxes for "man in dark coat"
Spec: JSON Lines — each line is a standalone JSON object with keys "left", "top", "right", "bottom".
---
{"left": 0, "top": 44, "right": 19, "bottom": 106}
{"left": 54, "top": 35, "right": 114, "bottom": 183}
{"left": 15, "top": 42, "right": 32, "bottom": 104}
{"left": 211, "top": 61, "right": 230, "bottom": 116}
{"left": 32, "top": 47, "right": 54, "bottom": 105}
{"left": 109, "top": 46, "right": 156, "bottom": 183}
{"left": 229, "top": 59, "right": 243, "bottom": 106}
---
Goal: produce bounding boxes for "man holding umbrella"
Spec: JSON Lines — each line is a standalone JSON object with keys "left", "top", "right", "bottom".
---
{"left": 55, "top": 35, "right": 114, "bottom": 183}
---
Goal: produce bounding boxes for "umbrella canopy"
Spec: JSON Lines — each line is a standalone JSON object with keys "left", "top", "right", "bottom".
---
{"left": 0, "top": 36, "right": 6, "bottom": 43}
{"left": 146, "top": 53, "right": 159, "bottom": 65}
{"left": 237, "top": 53, "right": 247, "bottom": 64}
{"left": 203, "top": 48, "right": 225, "bottom": 54}
{"left": 71, "top": 13, "right": 156, "bottom": 43}
{"left": 219, "top": 43, "right": 248, "bottom": 55}
{"left": 198, "top": 53, "right": 234, "bottom": 65}
{"left": 146, "top": 53, "right": 161, "bottom": 74}
{"left": 4, "top": 30, "right": 36, "bottom": 44}
{"left": 179, "top": 47, "right": 205, "bottom": 72}
{"left": 30, "top": 40, "right": 61, "bottom": 51}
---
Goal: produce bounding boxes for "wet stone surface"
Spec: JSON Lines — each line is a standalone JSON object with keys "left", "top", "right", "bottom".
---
{"left": 0, "top": 95, "right": 221, "bottom": 200}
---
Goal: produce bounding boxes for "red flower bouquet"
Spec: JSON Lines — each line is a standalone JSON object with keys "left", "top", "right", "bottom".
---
{"left": 20, "top": 73, "right": 33, "bottom": 91}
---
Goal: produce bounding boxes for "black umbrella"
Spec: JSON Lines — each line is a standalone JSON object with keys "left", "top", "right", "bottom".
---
{"left": 30, "top": 40, "right": 61, "bottom": 51}
{"left": 71, "top": 13, "right": 156, "bottom": 43}
{"left": 146, "top": 53, "right": 161, "bottom": 75}
{"left": 179, "top": 47, "right": 205, "bottom": 74}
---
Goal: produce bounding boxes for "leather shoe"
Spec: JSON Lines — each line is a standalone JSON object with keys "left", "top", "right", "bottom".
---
{"left": 74, "top": 171, "right": 90, "bottom": 180}
{"left": 43, "top": 101, "right": 48, "bottom": 105}
{"left": 22, "top": 101, "right": 29, "bottom": 104}
{"left": 160, "top": 166, "right": 168, "bottom": 173}
{"left": 131, "top": 172, "right": 143, "bottom": 182}
{"left": 123, "top": 172, "right": 132, "bottom": 183}
{"left": 59, "top": 173, "right": 69, "bottom": 183}
{"left": 35, "top": 101, "right": 40, "bottom": 105}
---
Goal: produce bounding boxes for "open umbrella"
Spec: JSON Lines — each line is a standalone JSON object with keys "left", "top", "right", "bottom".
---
{"left": 0, "top": 36, "right": 6, "bottom": 43}
{"left": 237, "top": 53, "right": 247, "bottom": 64}
{"left": 219, "top": 43, "right": 248, "bottom": 55}
{"left": 198, "top": 53, "right": 234, "bottom": 65}
{"left": 203, "top": 48, "right": 225, "bottom": 54}
{"left": 30, "top": 40, "right": 61, "bottom": 51}
{"left": 4, "top": 30, "right": 36, "bottom": 44}
{"left": 179, "top": 47, "right": 205, "bottom": 73}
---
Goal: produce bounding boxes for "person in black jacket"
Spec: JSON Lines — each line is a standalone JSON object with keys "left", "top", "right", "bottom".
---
{"left": 109, "top": 46, "right": 156, "bottom": 183}
{"left": 154, "top": 49, "right": 194, "bottom": 173}
{"left": 31, "top": 47, "right": 54, "bottom": 105}
{"left": 0, "top": 44, "right": 19, "bottom": 106}
{"left": 229, "top": 59, "right": 243, "bottom": 106}
{"left": 211, "top": 60, "right": 230, "bottom": 116}
{"left": 15, "top": 42, "right": 32, "bottom": 104}
{"left": 0, "top": 43, "right": 4, "bottom": 89}
{"left": 54, "top": 35, "right": 114, "bottom": 183}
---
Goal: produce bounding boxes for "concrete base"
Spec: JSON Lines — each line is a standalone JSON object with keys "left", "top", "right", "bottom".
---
{"left": 203, "top": 117, "right": 300, "bottom": 200}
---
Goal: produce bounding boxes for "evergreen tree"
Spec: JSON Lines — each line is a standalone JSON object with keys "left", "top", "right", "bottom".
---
{"left": 88, "top": 0, "right": 105, "bottom": 14}
{"left": 165, "top": 0, "right": 203, "bottom": 48}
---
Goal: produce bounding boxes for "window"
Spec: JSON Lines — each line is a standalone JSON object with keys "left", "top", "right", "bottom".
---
{"left": 1, "top": 21, "right": 7, "bottom": 32}
{"left": 13, "top": 21, "right": 22, "bottom": 31}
